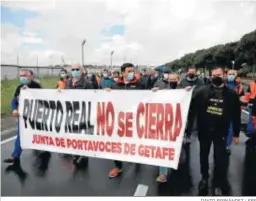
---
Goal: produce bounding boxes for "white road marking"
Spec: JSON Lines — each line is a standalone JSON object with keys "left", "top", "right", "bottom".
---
{"left": 0, "top": 136, "right": 16, "bottom": 145}
{"left": 133, "top": 184, "right": 149, "bottom": 196}
{"left": 1, "top": 127, "right": 17, "bottom": 136}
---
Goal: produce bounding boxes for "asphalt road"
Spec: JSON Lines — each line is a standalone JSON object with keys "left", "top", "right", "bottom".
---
{"left": 1, "top": 128, "right": 256, "bottom": 196}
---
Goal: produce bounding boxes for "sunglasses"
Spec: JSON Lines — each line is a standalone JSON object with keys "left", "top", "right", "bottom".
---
{"left": 71, "top": 69, "right": 80, "bottom": 71}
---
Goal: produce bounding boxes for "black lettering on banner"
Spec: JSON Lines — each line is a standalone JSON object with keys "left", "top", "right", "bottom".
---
{"left": 79, "top": 101, "right": 87, "bottom": 134}
{"left": 72, "top": 101, "right": 80, "bottom": 133}
{"left": 87, "top": 101, "right": 94, "bottom": 135}
{"left": 55, "top": 101, "right": 63, "bottom": 133}
{"left": 35, "top": 100, "right": 43, "bottom": 130}
{"left": 87, "top": 101, "right": 92, "bottom": 128}
{"left": 65, "top": 101, "right": 73, "bottom": 133}
{"left": 42, "top": 100, "right": 50, "bottom": 131}
{"left": 49, "top": 101, "right": 56, "bottom": 132}
{"left": 29, "top": 99, "right": 37, "bottom": 129}
{"left": 22, "top": 99, "right": 30, "bottom": 128}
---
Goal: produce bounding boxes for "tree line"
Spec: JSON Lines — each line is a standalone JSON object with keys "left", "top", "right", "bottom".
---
{"left": 165, "top": 29, "right": 256, "bottom": 76}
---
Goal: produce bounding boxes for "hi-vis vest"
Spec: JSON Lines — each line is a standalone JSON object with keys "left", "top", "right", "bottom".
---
{"left": 57, "top": 80, "right": 66, "bottom": 89}
{"left": 249, "top": 82, "right": 256, "bottom": 99}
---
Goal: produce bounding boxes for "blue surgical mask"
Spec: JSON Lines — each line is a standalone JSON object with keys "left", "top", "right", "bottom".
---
{"left": 227, "top": 75, "right": 236, "bottom": 82}
{"left": 127, "top": 72, "right": 134, "bottom": 81}
{"left": 20, "top": 77, "right": 29, "bottom": 85}
{"left": 72, "top": 70, "right": 81, "bottom": 78}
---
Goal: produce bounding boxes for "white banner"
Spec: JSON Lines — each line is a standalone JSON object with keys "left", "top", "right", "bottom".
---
{"left": 19, "top": 88, "right": 193, "bottom": 169}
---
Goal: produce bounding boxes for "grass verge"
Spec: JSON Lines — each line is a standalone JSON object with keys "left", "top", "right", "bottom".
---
{"left": 1, "top": 76, "right": 58, "bottom": 116}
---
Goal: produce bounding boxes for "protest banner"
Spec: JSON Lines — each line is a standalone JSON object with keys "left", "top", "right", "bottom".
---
{"left": 19, "top": 88, "right": 193, "bottom": 169}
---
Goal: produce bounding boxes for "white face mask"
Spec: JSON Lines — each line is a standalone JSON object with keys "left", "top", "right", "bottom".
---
{"left": 103, "top": 73, "right": 108, "bottom": 77}
{"left": 114, "top": 78, "right": 118, "bottom": 82}
{"left": 163, "top": 73, "right": 169, "bottom": 80}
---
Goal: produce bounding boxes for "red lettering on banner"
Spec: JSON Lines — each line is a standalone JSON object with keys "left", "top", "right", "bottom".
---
{"left": 97, "top": 102, "right": 105, "bottom": 135}
{"left": 148, "top": 103, "right": 157, "bottom": 139}
{"left": 156, "top": 103, "right": 164, "bottom": 140}
{"left": 124, "top": 143, "right": 136, "bottom": 155}
{"left": 97, "top": 102, "right": 115, "bottom": 136}
{"left": 117, "top": 112, "right": 125, "bottom": 137}
{"left": 32, "top": 134, "right": 55, "bottom": 146}
{"left": 136, "top": 103, "right": 144, "bottom": 138}
{"left": 165, "top": 103, "right": 173, "bottom": 141}
{"left": 118, "top": 112, "right": 133, "bottom": 137}
{"left": 138, "top": 145, "right": 175, "bottom": 160}
{"left": 59, "top": 138, "right": 65, "bottom": 148}
{"left": 125, "top": 112, "right": 133, "bottom": 137}
{"left": 106, "top": 102, "right": 115, "bottom": 136}
{"left": 173, "top": 103, "right": 182, "bottom": 141}
{"left": 136, "top": 103, "right": 182, "bottom": 141}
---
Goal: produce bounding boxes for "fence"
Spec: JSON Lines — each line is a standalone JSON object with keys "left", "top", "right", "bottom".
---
{"left": 0, "top": 65, "right": 69, "bottom": 80}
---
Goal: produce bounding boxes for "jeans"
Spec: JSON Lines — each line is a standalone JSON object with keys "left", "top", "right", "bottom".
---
{"left": 11, "top": 121, "right": 22, "bottom": 159}
{"left": 226, "top": 123, "right": 233, "bottom": 147}
{"left": 159, "top": 167, "right": 168, "bottom": 175}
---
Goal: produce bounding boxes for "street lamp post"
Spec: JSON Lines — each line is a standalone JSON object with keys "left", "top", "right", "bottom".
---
{"left": 81, "top": 39, "right": 86, "bottom": 67}
{"left": 231, "top": 60, "right": 235, "bottom": 69}
{"left": 110, "top": 50, "right": 114, "bottom": 67}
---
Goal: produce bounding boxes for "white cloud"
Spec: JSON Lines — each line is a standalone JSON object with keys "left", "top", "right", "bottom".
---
{"left": 1, "top": 0, "right": 256, "bottom": 66}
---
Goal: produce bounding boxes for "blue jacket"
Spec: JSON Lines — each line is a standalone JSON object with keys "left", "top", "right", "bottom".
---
{"left": 11, "top": 97, "right": 19, "bottom": 111}
{"left": 99, "top": 78, "right": 115, "bottom": 89}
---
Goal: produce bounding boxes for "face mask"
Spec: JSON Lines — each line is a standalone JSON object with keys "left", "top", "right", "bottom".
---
{"left": 163, "top": 73, "right": 169, "bottom": 80}
{"left": 188, "top": 73, "right": 195, "bottom": 79}
{"left": 154, "top": 74, "right": 158, "bottom": 78}
{"left": 114, "top": 78, "right": 118, "bottom": 82}
{"left": 170, "top": 82, "right": 178, "bottom": 89}
{"left": 60, "top": 74, "right": 66, "bottom": 78}
{"left": 20, "top": 77, "right": 29, "bottom": 85}
{"left": 212, "top": 76, "right": 224, "bottom": 87}
{"left": 127, "top": 72, "right": 134, "bottom": 81}
{"left": 87, "top": 73, "right": 92, "bottom": 78}
{"left": 227, "top": 75, "right": 236, "bottom": 82}
{"left": 72, "top": 70, "right": 81, "bottom": 78}
{"left": 103, "top": 73, "right": 108, "bottom": 78}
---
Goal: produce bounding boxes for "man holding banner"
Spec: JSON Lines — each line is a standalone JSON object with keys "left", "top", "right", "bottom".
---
{"left": 65, "top": 63, "right": 93, "bottom": 166}
{"left": 107, "top": 63, "right": 145, "bottom": 178}
{"left": 152, "top": 72, "right": 181, "bottom": 183}
{"left": 186, "top": 66, "right": 241, "bottom": 196}
{"left": 3, "top": 69, "right": 41, "bottom": 165}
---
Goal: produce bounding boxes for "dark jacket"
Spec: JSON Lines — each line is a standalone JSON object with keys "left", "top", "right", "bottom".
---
{"left": 154, "top": 79, "right": 178, "bottom": 89}
{"left": 66, "top": 76, "right": 93, "bottom": 89}
{"left": 180, "top": 77, "right": 204, "bottom": 88}
{"left": 12, "top": 81, "right": 42, "bottom": 111}
{"left": 111, "top": 77, "right": 144, "bottom": 90}
{"left": 187, "top": 84, "right": 241, "bottom": 138}
{"left": 147, "top": 76, "right": 158, "bottom": 89}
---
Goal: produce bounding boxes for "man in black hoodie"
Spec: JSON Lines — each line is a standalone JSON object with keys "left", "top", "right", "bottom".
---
{"left": 107, "top": 63, "right": 144, "bottom": 178}
{"left": 186, "top": 67, "right": 241, "bottom": 196}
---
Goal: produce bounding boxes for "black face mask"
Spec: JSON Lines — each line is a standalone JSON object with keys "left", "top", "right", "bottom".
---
{"left": 188, "top": 73, "right": 195, "bottom": 79}
{"left": 170, "top": 82, "right": 178, "bottom": 89}
{"left": 212, "top": 76, "right": 224, "bottom": 87}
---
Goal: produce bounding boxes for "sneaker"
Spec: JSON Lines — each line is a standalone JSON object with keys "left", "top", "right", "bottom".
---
{"left": 156, "top": 174, "right": 167, "bottom": 183}
{"left": 108, "top": 167, "right": 122, "bottom": 178}
{"left": 3, "top": 158, "right": 15, "bottom": 164}
{"left": 198, "top": 178, "right": 208, "bottom": 196}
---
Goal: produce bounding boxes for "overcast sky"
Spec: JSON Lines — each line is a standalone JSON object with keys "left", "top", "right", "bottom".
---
{"left": 1, "top": 0, "right": 256, "bottom": 66}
